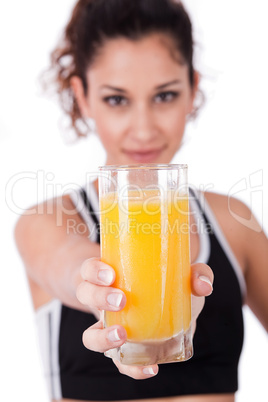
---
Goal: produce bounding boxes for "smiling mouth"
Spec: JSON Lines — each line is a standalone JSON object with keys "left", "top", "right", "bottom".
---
{"left": 123, "top": 147, "right": 166, "bottom": 163}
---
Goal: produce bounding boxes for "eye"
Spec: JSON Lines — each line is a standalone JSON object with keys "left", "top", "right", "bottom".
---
{"left": 103, "top": 95, "right": 128, "bottom": 107}
{"left": 154, "top": 91, "right": 179, "bottom": 104}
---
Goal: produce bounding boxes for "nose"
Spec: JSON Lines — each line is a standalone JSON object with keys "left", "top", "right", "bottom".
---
{"left": 129, "top": 104, "right": 158, "bottom": 143}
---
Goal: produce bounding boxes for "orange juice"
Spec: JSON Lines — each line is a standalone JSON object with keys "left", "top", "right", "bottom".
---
{"left": 100, "top": 189, "right": 191, "bottom": 342}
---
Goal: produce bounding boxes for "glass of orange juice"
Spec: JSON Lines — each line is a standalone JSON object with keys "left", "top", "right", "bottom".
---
{"left": 98, "top": 164, "right": 192, "bottom": 365}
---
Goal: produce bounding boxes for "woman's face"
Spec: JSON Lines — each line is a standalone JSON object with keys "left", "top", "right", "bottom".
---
{"left": 76, "top": 33, "right": 197, "bottom": 165}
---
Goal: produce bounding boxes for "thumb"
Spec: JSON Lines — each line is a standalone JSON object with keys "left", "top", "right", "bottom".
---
{"left": 191, "top": 263, "right": 214, "bottom": 297}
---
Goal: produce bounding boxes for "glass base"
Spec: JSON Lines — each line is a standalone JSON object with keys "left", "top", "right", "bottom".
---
{"left": 104, "top": 326, "right": 193, "bottom": 366}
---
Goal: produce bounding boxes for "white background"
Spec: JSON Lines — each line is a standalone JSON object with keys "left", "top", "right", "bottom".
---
{"left": 0, "top": 0, "right": 267, "bottom": 401}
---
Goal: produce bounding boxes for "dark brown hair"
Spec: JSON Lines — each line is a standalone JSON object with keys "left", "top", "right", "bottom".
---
{"left": 45, "top": 0, "right": 200, "bottom": 138}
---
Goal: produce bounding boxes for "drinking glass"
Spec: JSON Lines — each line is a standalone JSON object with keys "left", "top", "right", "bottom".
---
{"left": 98, "top": 164, "right": 192, "bottom": 365}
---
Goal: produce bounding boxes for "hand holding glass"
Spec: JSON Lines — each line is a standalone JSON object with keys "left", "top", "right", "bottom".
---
{"left": 99, "top": 164, "right": 192, "bottom": 365}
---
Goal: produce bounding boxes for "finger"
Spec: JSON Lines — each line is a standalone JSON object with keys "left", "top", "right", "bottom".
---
{"left": 113, "top": 359, "right": 159, "bottom": 380}
{"left": 191, "top": 263, "right": 214, "bottom": 297}
{"left": 81, "top": 257, "right": 115, "bottom": 286}
{"left": 82, "top": 321, "right": 127, "bottom": 353}
{"left": 76, "top": 281, "right": 126, "bottom": 311}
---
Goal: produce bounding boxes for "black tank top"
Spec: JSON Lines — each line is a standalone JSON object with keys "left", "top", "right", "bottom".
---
{"left": 39, "top": 185, "right": 245, "bottom": 400}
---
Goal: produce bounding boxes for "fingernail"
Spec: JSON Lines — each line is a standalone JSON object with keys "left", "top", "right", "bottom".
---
{"left": 107, "top": 292, "right": 123, "bottom": 308}
{"left": 98, "top": 269, "right": 113, "bottom": 285}
{"left": 107, "top": 328, "right": 121, "bottom": 342}
{"left": 199, "top": 275, "right": 213, "bottom": 288}
{"left": 143, "top": 367, "right": 156, "bottom": 376}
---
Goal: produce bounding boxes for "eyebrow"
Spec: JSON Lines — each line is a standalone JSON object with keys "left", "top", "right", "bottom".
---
{"left": 100, "top": 85, "right": 126, "bottom": 93}
{"left": 100, "top": 80, "right": 182, "bottom": 93}
{"left": 155, "top": 79, "right": 182, "bottom": 90}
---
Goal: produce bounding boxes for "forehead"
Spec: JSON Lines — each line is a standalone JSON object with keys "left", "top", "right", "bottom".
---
{"left": 87, "top": 33, "right": 188, "bottom": 88}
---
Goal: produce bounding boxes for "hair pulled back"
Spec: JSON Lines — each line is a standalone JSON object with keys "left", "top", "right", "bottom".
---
{"left": 47, "top": 0, "right": 196, "bottom": 138}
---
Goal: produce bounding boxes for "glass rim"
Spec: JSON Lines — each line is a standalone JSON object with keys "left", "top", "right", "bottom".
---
{"left": 98, "top": 163, "right": 188, "bottom": 171}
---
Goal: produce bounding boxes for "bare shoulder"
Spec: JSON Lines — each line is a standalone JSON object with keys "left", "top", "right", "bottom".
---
{"left": 202, "top": 191, "right": 260, "bottom": 274}
{"left": 15, "top": 193, "right": 88, "bottom": 249}
{"left": 203, "top": 190, "right": 262, "bottom": 237}
{"left": 203, "top": 191, "right": 268, "bottom": 330}
{"left": 204, "top": 191, "right": 252, "bottom": 221}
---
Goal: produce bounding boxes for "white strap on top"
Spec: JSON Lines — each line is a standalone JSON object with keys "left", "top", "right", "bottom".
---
{"left": 189, "top": 191, "right": 211, "bottom": 265}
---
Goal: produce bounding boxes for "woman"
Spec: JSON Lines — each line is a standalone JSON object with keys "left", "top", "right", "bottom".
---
{"left": 15, "top": 0, "right": 268, "bottom": 401}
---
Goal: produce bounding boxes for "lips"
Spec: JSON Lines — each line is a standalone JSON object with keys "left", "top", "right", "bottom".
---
{"left": 123, "top": 147, "right": 166, "bottom": 163}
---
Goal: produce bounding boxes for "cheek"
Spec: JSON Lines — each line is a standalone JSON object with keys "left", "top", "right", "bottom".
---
{"left": 91, "top": 108, "right": 113, "bottom": 139}
{"left": 94, "top": 107, "right": 129, "bottom": 142}
{"left": 160, "top": 109, "right": 186, "bottom": 142}
{"left": 95, "top": 117, "right": 123, "bottom": 151}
